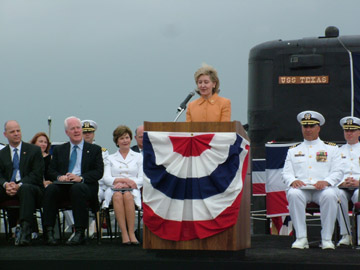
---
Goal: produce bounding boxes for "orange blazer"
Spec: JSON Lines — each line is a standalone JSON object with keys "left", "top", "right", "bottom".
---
{"left": 186, "top": 93, "right": 231, "bottom": 122}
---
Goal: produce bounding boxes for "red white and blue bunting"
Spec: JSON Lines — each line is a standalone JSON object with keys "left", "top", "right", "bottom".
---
{"left": 142, "top": 131, "right": 250, "bottom": 241}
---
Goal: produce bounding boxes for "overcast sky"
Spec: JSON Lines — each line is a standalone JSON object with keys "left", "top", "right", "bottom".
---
{"left": 0, "top": 0, "right": 358, "bottom": 153}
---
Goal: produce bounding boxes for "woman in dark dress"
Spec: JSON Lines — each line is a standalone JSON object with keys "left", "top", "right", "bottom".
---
{"left": 30, "top": 132, "right": 51, "bottom": 187}
{"left": 28, "top": 132, "right": 51, "bottom": 238}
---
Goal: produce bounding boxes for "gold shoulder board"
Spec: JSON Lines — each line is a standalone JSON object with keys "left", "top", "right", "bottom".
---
{"left": 289, "top": 143, "right": 301, "bottom": 149}
{"left": 324, "top": 141, "right": 337, "bottom": 146}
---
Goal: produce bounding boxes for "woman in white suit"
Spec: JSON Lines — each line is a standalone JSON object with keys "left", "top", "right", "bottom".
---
{"left": 103, "top": 125, "right": 143, "bottom": 245}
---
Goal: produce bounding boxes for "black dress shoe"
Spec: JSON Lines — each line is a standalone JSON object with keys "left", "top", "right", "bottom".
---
{"left": 19, "top": 221, "right": 31, "bottom": 246}
{"left": 66, "top": 230, "right": 86, "bottom": 246}
{"left": 45, "top": 227, "right": 57, "bottom": 246}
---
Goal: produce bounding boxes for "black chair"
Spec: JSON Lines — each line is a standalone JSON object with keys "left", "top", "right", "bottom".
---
{"left": 0, "top": 199, "right": 43, "bottom": 241}
{"left": 57, "top": 199, "right": 101, "bottom": 244}
{"left": 292, "top": 202, "right": 339, "bottom": 246}
{"left": 351, "top": 202, "right": 360, "bottom": 247}
{"left": 100, "top": 203, "right": 142, "bottom": 242}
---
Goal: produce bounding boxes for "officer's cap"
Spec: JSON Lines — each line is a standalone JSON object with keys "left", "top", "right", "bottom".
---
{"left": 340, "top": 116, "right": 360, "bottom": 130}
{"left": 81, "top": 120, "right": 97, "bottom": 132}
{"left": 297, "top": 110, "right": 325, "bottom": 126}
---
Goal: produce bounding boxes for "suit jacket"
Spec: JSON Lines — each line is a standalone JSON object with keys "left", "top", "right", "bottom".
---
{"left": 48, "top": 141, "right": 104, "bottom": 197}
{"left": 103, "top": 149, "right": 143, "bottom": 208}
{"left": 131, "top": 145, "right": 141, "bottom": 153}
{"left": 0, "top": 142, "right": 44, "bottom": 188}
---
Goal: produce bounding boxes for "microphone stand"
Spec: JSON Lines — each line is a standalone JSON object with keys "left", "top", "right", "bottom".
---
{"left": 174, "top": 108, "right": 185, "bottom": 122}
{"left": 173, "top": 90, "right": 195, "bottom": 122}
{"left": 48, "top": 116, "right": 52, "bottom": 140}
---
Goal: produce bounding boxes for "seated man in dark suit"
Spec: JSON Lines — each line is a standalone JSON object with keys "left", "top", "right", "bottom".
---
{"left": 43, "top": 116, "right": 104, "bottom": 245}
{"left": 131, "top": 125, "right": 144, "bottom": 154}
{"left": 0, "top": 120, "right": 44, "bottom": 246}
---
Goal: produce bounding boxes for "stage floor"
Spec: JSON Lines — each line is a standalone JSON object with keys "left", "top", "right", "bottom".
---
{"left": 1, "top": 234, "right": 360, "bottom": 270}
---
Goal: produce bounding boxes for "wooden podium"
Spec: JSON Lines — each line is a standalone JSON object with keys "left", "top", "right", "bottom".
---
{"left": 142, "top": 121, "right": 251, "bottom": 251}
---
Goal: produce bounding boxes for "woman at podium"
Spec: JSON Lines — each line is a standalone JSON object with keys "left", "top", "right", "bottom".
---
{"left": 186, "top": 63, "right": 231, "bottom": 122}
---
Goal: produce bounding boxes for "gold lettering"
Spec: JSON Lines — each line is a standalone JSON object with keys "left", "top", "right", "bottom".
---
{"left": 278, "top": 75, "right": 329, "bottom": 84}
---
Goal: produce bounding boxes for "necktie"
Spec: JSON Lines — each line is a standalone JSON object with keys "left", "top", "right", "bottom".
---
{"left": 68, "top": 145, "right": 78, "bottom": 173}
{"left": 11, "top": 148, "right": 19, "bottom": 182}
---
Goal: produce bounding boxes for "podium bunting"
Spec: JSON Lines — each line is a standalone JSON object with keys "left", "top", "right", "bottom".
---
{"left": 142, "top": 131, "right": 250, "bottom": 241}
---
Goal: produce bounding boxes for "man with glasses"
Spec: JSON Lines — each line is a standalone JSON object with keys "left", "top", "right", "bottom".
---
{"left": 282, "top": 110, "right": 342, "bottom": 249}
{"left": 335, "top": 116, "right": 360, "bottom": 246}
{"left": 131, "top": 125, "right": 144, "bottom": 154}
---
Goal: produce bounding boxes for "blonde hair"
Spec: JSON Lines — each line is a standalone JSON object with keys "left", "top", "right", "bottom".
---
{"left": 194, "top": 63, "right": 220, "bottom": 95}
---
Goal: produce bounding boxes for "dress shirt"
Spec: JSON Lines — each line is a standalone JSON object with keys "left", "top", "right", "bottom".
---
{"left": 10, "top": 141, "right": 22, "bottom": 182}
{"left": 69, "top": 140, "right": 84, "bottom": 176}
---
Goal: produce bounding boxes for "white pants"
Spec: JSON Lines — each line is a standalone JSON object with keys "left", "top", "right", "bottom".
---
{"left": 287, "top": 187, "right": 338, "bottom": 240}
{"left": 337, "top": 188, "right": 359, "bottom": 236}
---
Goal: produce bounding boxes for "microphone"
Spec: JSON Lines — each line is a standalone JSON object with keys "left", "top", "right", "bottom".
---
{"left": 177, "top": 91, "right": 195, "bottom": 112}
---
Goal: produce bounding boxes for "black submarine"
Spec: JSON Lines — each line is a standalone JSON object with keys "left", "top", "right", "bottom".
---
{"left": 247, "top": 26, "right": 360, "bottom": 233}
{"left": 248, "top": 26, "right": 360, "bottom": 159}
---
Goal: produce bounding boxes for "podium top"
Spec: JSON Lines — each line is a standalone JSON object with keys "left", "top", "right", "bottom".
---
{"left": 144, "top": 121, "right": 249, "bottom": 141}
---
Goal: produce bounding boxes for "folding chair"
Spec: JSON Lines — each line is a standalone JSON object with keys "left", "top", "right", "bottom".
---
{"left": 0, "top": 199, "right": 43, "bottom": 241}
{"left": 352, "top": 202, "right": 360, "bottom": 247}
{"left": 292, "top": 202, "right": 339, "bottom": 246}
{"left": 57, "top": 199, "right": 101, "bottom": 244}
{"left": 100, "top": 203, "right": 143, "bottom": 242}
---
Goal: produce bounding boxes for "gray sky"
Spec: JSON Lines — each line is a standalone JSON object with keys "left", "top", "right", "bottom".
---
{"left": 0, "top": 0, "right": 358, "bottom": 153}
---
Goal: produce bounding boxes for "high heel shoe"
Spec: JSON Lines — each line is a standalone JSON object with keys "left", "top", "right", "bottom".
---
{"left": 131, "top": 241, "right": 140, "bottom": 245}
{"left": 122, "top": 241, "right": 131, "bottom": 245}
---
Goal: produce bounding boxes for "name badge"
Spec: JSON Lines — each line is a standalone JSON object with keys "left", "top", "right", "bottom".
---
{"left": 295, "top": 151, "right": 305, "bottom": 157}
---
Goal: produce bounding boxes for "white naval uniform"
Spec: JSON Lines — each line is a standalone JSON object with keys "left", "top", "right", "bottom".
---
{"left": 102, "top": 149, "right": 143, "bottom": 209}
{"left": 337, "top": 142, "right": 360, "bottom": 236}
{"left": 282, "top": 138, "right": 343, "bottom": 240}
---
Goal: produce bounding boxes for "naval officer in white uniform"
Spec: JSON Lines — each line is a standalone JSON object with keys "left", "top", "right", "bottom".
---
{"left": 80, "top": 120, "right": 110, "bottom": 206}
{"left": 336, "top": 116, "right": 360, "bottom": 246}
{"left": 282, "top": 110, "right": 343, "bottom": 249}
